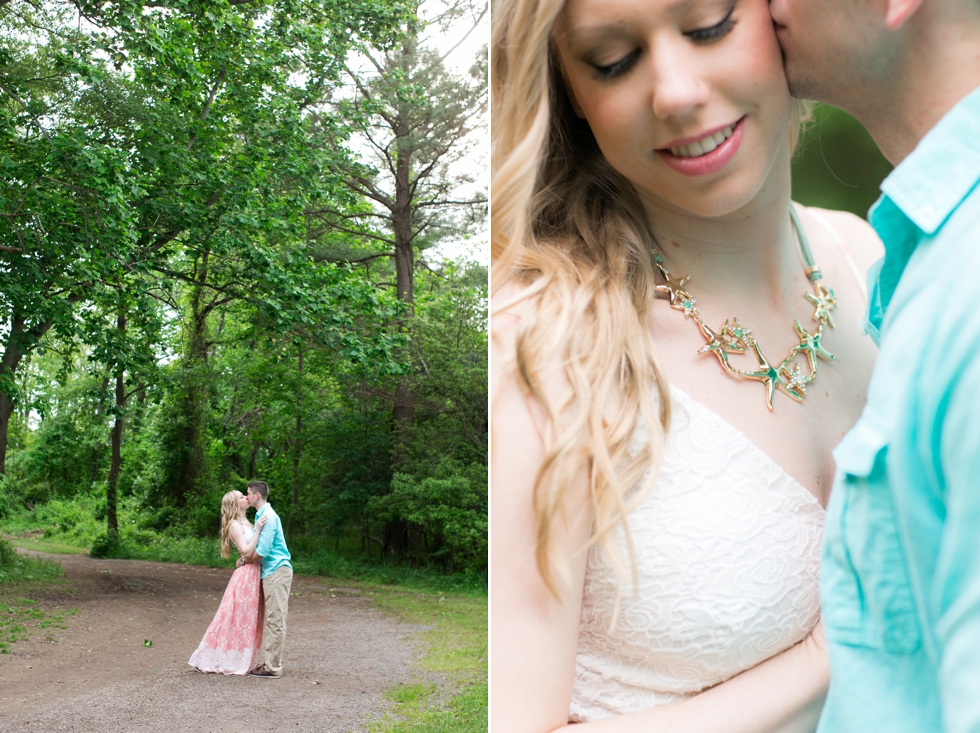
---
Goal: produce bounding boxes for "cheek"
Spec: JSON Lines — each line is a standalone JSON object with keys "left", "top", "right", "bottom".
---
{"left": 577, "top": 85, "right": 649, "bottom": 164}
{"left": 740, "top": 17, "right": 789, "bottom": 90}
{"left": 580, "top": 88, "right": 640, "bottom": 137}
{"left": 729, "top": 17, "right": 792, "bottom": 119}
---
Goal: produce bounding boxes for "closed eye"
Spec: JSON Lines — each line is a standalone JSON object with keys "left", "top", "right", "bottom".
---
{"left": 592, "top": 50, "right": 640, "bottom": 81}
{"left": 685, "top": 5, "right": 736, "bottom": 43}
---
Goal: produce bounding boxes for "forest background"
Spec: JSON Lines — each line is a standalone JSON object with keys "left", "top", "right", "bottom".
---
{"left": 0, "top": 0, "right": 488, "bottom": 584}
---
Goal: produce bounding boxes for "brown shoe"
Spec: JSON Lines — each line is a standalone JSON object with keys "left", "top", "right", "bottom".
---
{"left": 249, "top": 665, "right": 280, "bottom": 678}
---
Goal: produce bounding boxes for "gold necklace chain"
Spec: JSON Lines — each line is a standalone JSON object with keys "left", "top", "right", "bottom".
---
{"left": 652, "top": 207, "right": 839, "bottom": 410}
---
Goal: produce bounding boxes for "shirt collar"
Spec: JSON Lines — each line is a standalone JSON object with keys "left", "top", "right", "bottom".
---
{"left": 867, "top": 84, "right": 980, "bottom": 329}
{"left": 256, "top": 504, "right": 268, "bottom": 517}
{"left": 877, "top": 84, "right": 980, "bottom": 236}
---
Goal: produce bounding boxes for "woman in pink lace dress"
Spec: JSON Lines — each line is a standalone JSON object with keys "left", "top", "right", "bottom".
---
{"left": 189, "top": 490, "right": 268, "bottom": 674}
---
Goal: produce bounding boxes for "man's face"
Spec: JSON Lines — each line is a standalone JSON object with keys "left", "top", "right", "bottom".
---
{"left": 246, "top": 489, "right": 258, "bottom": 507}
{"left": 770, "top": 0, "right": 891, "bottom": 108}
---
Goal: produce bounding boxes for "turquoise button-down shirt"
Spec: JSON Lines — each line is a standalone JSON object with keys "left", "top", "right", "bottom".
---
{"left": 255, "top": 503, "right": 292, "bottom": 579}
{"left": 818, "top": 85, "right": 980, "bottom": 733}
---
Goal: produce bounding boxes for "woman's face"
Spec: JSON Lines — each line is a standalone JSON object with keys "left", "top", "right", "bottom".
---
{"left": 236, "top": 492, "right": 248, "bottom": 512}
{"left": 553, "top": 0, "right": 793, "bottom": 219}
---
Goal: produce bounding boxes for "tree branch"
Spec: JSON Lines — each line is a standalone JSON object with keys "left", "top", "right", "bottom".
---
{"left": 344, "top": 251, "right": 394, "bottom": 264}
{"left": 438, "top": 5, "right": 488, "bottom": 64}
{"left": 186, "top": 68, "right": 228, "bottom": 152}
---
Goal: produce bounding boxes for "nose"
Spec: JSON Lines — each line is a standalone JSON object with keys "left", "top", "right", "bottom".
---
{"left": 649, "top": 40, "right": 710, "bottom": 119}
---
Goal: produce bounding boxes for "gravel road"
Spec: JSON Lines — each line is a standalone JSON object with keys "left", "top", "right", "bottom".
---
{"left": 0, "top": 552, "right": 425, "bottom": 732}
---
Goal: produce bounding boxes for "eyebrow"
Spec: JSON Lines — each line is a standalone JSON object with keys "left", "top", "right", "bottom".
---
{"left": 560, "top": 0, "right": 706, "bottom": 46}
{"left": 562, "top": 22, "right": 631, "bottom": 47}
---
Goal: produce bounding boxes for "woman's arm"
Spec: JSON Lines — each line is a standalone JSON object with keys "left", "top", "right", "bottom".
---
{"left": 567, "top": 622, "right": 828, "bottom": 733}
{"left": 490, "top": 298, "right": 829, "bottom": 733}
{"left": 229, "top": 515, "right": 267, "bottom": 557}
{"left": 491, "top": 301, "right": 596, "bottom": 733}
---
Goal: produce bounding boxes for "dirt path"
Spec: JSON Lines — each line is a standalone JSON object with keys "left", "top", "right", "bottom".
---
{"left": 0, "top": 552, "right": 426, "bottom": 732}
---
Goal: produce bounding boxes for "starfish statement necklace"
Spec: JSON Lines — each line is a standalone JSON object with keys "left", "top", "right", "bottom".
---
{"left": 652, "top": 207, "right": 839, "bottom": 411}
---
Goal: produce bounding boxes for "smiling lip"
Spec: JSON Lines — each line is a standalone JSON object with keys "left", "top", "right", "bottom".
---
{"left": 656, "top": 116, "right": 746, "bottom": 177}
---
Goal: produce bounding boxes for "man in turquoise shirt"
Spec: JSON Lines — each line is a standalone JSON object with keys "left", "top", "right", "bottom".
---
{"left": 770, "top": 0, "right": 980, "bottom": 730}
{"left": 240, "top": 480, "right": 292, "bottom": 678}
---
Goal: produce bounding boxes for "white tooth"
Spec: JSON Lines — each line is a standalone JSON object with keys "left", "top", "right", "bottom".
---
{"left": 700, "top": 136, "right": 718, "bottom": 154}
{"left": 722, "top": 125, "right": 733, "bottom": 138}
{"left": 687, "top": 140, "right": 704, "bottom": 156}
{"left": 712, "top": 131, "right": 726, "bottom": 146}
{"left": 671, "top": 147, "right": 682, "bottom": 156}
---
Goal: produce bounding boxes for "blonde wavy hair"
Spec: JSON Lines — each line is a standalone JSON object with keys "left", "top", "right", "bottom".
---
{"left": 219, "top": 491, "right": 243, "bottom": 559}
{"left": 491, "top": 0, "right": 811, "bottom": 599}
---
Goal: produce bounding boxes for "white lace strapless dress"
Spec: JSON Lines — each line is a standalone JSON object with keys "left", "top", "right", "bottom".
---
{"left": 569, "top": 385, "right": 825, "bottom": 722}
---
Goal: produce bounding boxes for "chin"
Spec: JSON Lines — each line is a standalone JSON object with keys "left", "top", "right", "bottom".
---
{"left": 654, "top": 160, "right": 782, "bottom": 220}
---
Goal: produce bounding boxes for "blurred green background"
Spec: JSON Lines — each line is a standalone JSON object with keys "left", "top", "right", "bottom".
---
{"left": 791, "top": 104, "right": 893, "bottom": 219}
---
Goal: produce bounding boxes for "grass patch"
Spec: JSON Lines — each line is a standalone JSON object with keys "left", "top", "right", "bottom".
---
{"left": 367, "top": 585, "right": 488, "bottom": 733}
{"left": 0, "top": 599, "right": 78, "bottom": 653}
{"left": 8, "top": 537, "right": 89, "bottom": 555}
{"left": 0, "top": 538, "right": 64, "bottom": 585}
{"left": 0, "top": 539, "right": 76, "bottom": 653}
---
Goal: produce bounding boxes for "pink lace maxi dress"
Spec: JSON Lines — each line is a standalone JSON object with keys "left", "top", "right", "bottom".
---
{"left": 188, "top": 523, "right": 264, "bottom": 674}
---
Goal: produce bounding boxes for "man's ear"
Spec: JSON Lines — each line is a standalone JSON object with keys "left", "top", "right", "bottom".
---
{"left": 884, "top": 0, "right": 925, "bottom": 30}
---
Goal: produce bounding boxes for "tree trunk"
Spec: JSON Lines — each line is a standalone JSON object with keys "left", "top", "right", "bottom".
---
{"left": 287, "top": 343, "right": 303, "bottom": 538}
{"left": 390, "top": 107, "right": 415, "bottom": 469}
{"left": 171, "top": 250, "right": 211, "bottom": 505}
{"left": 0, "top": 390, "right": 12, "bottom": 477}
{"left": 383, "top": 48, "right": 418, "bottom": 556}
{"left": 106, "top": 310, "right": 127, "bottom": 534}
{"left": 0, "top": 316, "right": 53, "bottom": 475}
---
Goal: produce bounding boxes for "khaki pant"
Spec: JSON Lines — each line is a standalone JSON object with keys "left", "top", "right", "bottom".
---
{"left": 261, "top": 565, "right": 292, "bottom": 675}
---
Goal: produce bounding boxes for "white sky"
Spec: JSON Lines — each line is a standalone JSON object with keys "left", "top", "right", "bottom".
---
{"left": 341, "top": 1, "right": 489, "bottom": 268}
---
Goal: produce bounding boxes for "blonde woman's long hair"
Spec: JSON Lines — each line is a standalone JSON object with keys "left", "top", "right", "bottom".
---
{"left": 492, "top": 0, "right": 671, "bottom": 601}
{"left": 219, "top": 491, "right": 242, "bottom": 559}
{"left": 492, "top": 0, "right": 811, "bottom": 600}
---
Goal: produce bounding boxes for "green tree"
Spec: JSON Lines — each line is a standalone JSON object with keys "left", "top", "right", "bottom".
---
{"left": 313, "top": 0, "right": 487, "bottom": 465}
{"left": 0, "top": 0, "right": 142, "bottom": 475}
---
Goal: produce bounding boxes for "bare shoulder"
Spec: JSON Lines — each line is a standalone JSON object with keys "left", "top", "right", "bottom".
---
{"left": 227, "top": 520, "right": 246, "bottom": 546}
{"left": 798, "top": 205, "right": 884, "bottom": 273}
{"left": 491, "top": 279, "right": 535, "bottom": 351}
{"left": 491, "top": 279, "right": 543, "bottom": 403}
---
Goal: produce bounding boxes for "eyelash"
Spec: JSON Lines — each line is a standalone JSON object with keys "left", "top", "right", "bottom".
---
{"left": 591, "top": 5, "right": 738, "bottom": 81}
{"left": 686, "top": 6, "right": 737, "bottom": 42}
{"left": 593, "top": 51, "right": 640, "bottom": 81}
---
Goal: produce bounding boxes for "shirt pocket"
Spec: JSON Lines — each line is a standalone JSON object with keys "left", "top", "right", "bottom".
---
{"left": 821, "top": 418, "right": 922, "bottom": 654}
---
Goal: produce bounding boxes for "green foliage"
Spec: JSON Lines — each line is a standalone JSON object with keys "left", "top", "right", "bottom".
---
{"left": 0, "top": 497, "right": 486, "bottom": 590}
{"left": 792, "top": 104, "right": 894, "bottom": 218}
{"left": 371, "top": 462, "right": 487, "bottom": 573}
{"left": 0, "top": 538, "right": 63, "bottom": 585}
{"left": 4, "top": 368, "right": 111, "bottom": 504}
{"left": 89, "top": 529, "right": 127, "bottom": 559}
{"left": 1, "top": 0, "right": 487, "bottom": 578}
{"left": 0, "top": 538, "right": 16, "bottom": 570}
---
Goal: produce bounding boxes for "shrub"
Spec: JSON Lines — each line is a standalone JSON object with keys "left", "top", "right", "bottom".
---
{"left": 0, "top": 538, "right": 17, "bottom": 569}
{"left": 0, "top": 538, "right": 63, "bottom": 584}
{"left": 367, "top": 460, "right": 487, "bottom": 572}
{"left": 89, "top": 530, "right": 128, "bottom": 559}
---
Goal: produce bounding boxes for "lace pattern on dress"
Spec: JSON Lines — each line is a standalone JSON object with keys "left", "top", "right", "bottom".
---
{"left": 569, "top": 386, "right": 825, "bottom": 722}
